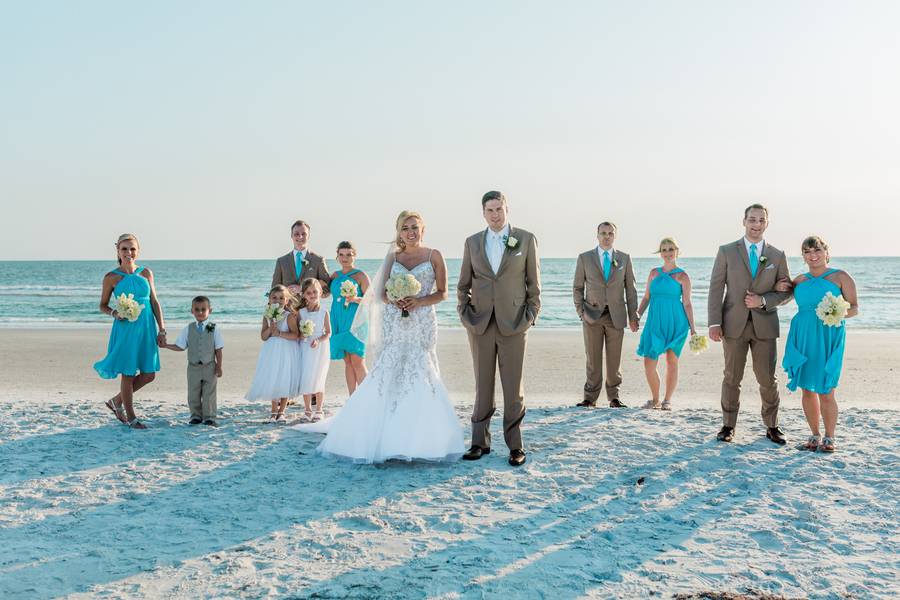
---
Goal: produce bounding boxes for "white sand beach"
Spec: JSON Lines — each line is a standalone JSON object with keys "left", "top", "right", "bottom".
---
{"left": 1, "top": 329, "right": 898, "bottom": 598}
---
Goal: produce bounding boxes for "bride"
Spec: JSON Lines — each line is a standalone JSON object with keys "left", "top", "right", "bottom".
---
{"left": 293, "top": 211, "right": 465, "bottom": 463}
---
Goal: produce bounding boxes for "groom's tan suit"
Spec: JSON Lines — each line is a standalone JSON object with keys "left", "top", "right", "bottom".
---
{"left": 573, "top": 248, "right": 638, "bottom": 402}
{"left": 708, "top": 239, "right": 791, "bottom": 428}
{"left": 271, "top": 251, "right": 331, "bottom": 297}
{"left": 458, "top": 226, "right": 541, "bottom": 450}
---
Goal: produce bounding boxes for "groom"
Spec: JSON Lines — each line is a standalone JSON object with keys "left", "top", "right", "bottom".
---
{"left": 708, "top": 204, "right": 792, "bottom": 444}
{"left": 458, "top": 191, "right": 541, "bottom": 467}
{"left": 272, "top": 220, "right": 331, "bottom": 297}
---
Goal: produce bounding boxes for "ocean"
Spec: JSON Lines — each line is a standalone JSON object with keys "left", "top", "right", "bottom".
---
{"left": 0, "top": 258, "right": 895, "bottom": 330}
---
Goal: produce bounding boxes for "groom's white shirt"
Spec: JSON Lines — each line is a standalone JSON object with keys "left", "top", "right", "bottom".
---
{"left": 485, "top": 224, "right": 510, "bottom": 274}
{"left": 744, "top": 237, "right": 765, "bottom": 257}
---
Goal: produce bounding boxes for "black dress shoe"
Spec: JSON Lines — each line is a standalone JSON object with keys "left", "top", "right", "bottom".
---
{"left": 576, "top": 400, "right": 597, "bottom": 408}
{"left": 188, "top": 418, "right": 203, "bottom": 425}
{"left": 608, "top": 399, "right": 627, "bottom": 408}
{"left": 766, "top": 427, "right": 787, "bottom": 445}
{"left": 463, "top": 445, "right": 490, "bottom": 461}
{"left": 716, "top": 426, "right": 734, "bottom": 442}
{"left": 204, "top": 419, "right": 218, "bottom": 427}
{"left": 508, "top": 449, "right": 526, "bottom": 467}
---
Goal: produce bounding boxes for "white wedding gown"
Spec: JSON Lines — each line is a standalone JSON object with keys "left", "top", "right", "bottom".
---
{"left": 292, "top": 259, "right": 465, "bottom": 464}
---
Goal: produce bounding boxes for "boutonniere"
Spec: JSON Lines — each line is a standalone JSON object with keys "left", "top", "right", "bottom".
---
{"left": 302, "top": 258, "right": 310, "bottom": 268}
{"left": 205, "top": 323, "right": 216, "bottom": 332}
{"left": 613, "top": 259, "right": 619, "bottom": 268}
{"left": 503, "top": 235, "right": 520, "bottom": 250}
{"left": 759, "top": 256, "right": 767, "bottom": 264}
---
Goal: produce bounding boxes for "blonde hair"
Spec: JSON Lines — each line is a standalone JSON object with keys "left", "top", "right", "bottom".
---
{"left": 394, "top": 210, "right": 425, "bottom": 251}
{"left": 268, "top": 284, "right": 300, "bottom": 311}
{"left": 115, "top": 233, "right": 140, "bottom": 265}
{"left": 654, "top": 237, "right": 680, "bottom": 255}
{"left": 297, "top": 278, "right": 323, "bottom": 309}
{"left": 801, "top": 235, "right": 830, "bottom": 263}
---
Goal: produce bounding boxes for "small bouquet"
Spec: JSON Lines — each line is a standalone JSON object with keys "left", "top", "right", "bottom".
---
{"left": 299, "top": 319, "right": 315, "bottom": 338}
{"left": 385, "top": 273, "right": 422, "bottom": 317}
{"left": 340, "top": 279, "right": 358, "bottom": 306}
{"left": 816, "top": 292, "right": 850, "bottom": 327}
{"left": 114, "top": 293, "right": 144, "bottom": 322}
{"left": 689, "top": 333, "right": 709, "bottom": 354}
{"left": 263, "top": 303, "right": 286, "bottom": 323}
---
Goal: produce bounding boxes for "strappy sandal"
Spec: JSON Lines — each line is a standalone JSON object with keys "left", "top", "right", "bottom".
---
{"left": 311, "top": 410, "right": 323, "bottom": 422}
{"left": 819, "top": 436, "right": 836, "bottom": 453}
{"left": 641, "top": 400, "right": 661, "bottom": 410}
{"left": 801, "top": 435, "right": 821, "bottom": 451}
{"left": 660, "top": 400, "right": 672, "bottom": 411}
{"left": 126, "top": 417, "right": 147, "bottom": 430}
{"left": 105, "top": 398, "right": 127, "bottom": 424}
{"left": 268, "top": 412, "right": 278, "bottom": 424}
{"left": 274, "top": 412, "right": 287, "bottom": 424}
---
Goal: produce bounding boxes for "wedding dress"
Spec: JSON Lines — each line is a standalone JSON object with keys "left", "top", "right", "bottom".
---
{"left": 293, "top": 255, "right": 465, "bottom": 464}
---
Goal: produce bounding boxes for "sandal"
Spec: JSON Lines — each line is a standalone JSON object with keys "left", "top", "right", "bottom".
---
{"left": 660, "top": 400, "right": 672, "bottom": 411}
{"left": 268, "top": 412, "right": 278, "bottom": 424}
{"left": 105, "top": 398, "right": 127, "bottom": 424}
{"left": 641, "top": 400, "right": 661, "bottom": 410}
{"left": 311, "top": 410, "right": 323, "bottom": 423}
{"left": 126, "top": 418, "right": 147, "bottom": 430}
{"left": 819, "top": 436, "right": 836, "bottom": 453}
{"left": 802, "top": 435, "right": 821, "bottom": 451}
{"left": 274, "top": 412, "right": 287, "bottom": 424}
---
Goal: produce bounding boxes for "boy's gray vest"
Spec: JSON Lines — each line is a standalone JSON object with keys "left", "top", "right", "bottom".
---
{"left": 187, "top": 324, "right": 215, "bottom": 364}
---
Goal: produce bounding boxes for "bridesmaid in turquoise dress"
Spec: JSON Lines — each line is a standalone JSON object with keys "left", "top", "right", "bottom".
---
{"left": 329, "top": 241, "right": 371, "bottom": 394}
{"left": 782, "top": 236, "right": 858, "bottom": 452}
{"left": 636, "top": 238, "right": 696, "bottom": 410}
{"left": 93, "top": 234, "right": 167, "bottom": 429}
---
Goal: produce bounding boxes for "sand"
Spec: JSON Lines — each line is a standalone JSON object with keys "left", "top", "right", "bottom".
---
{"left": 0, "top": 328, "right": 897, "bottom": 598}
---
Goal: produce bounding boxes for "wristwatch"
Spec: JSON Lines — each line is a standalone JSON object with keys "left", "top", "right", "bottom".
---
{"left": 760, "top": 296, "right": 767, "bottom": 309}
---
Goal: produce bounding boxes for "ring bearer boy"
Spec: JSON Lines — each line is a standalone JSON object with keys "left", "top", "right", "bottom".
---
{"left": 162, "top": 296, "right": 224, "bottom": 426}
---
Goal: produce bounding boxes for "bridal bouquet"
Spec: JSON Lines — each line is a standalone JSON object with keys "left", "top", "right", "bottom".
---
{"left": 263, "top": 303, "right": 286, "bottom": 323}
{"left": 385, "top": 273, "right": 421, "bottom": 317}
{"left": 340, "top": 280, "right": 358, "bottom": 305}
{"left": 114, "top": 293, "right": 144, "bottom": 322}
{"left": 299, "top": 319, "right": 316, "bottom": 338}
{"left": 689, "top": 333, "right": 709, "bottom": 354}
{"left": 816, "top": 292, "right": 850, "bottom": 327}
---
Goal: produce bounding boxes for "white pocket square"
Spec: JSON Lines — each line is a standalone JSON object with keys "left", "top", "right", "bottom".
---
{"left": 616, "top": 266, "right": 624, "bottom": 271}
{"left": 764, "top": 264, "right": 775, "bottom": 270}
{"left": 514, "top": 252, "right": 523, "bottom": 256}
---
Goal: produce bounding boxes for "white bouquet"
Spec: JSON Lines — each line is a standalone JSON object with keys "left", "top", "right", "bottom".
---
{"left": 263, "top": 303, "right": 286, "bottom": 323}
{"left": 299, "top": 319, "right": 315, "bottom": 338}
{"left": 114, "top": 293, "right": 144, "bottom": 322}
{"left": 385, "top": 273, "right": 422, "bottom": 317}
{"left": 340, "top": 279, "right": 358, "bottom": 305}
{"left": 689, "top": 334, "right": 709, "bottom": 354}
{"left": 816, "top": 292, "right": 850, "bottom": 327}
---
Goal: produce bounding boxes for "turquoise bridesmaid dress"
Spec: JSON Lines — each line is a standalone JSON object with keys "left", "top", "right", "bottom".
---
{"left": 782, "top": 269, "right": 846, "bottom": 394}
{"left": 329, "top": 270, "right": 366, "bottom": 360}
{"left": 93, "top": 266, "right": 160, "bottom": 379}
{"left": 636, "top": 267, "right": 690, "bottom": 360}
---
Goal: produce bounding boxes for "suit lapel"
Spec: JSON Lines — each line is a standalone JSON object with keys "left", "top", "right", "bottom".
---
{"left": 754, "top": 243, "right": 774, "bottom": 282}
{"left": 736, "top": 240, "right": 752, "bottom": 278}
{"left": 495, "top": 226, "right": 515, "bottom": 278}
{"left": 590, "top": 248, "right": 606, "bottom": 286}
{"left": 474, "top": 230, "right": 496, "bottom": 279}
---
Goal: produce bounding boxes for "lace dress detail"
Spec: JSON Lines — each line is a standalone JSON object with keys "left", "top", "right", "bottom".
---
{"left": 296, "top": 257, "right": 465, "bottom": 464}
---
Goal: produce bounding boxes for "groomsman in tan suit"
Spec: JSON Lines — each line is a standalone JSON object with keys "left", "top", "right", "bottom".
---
{"left": 573, "top": 222, "right": 639, "bottom": 408}
{"left": 272, "top": 220, "right": 331, "bottom": 297}
{"left": 458, "top": 191, "right": 541, "bottom": 467}
{"left": 708, "top": 204, "right": 792, "bottom": 444}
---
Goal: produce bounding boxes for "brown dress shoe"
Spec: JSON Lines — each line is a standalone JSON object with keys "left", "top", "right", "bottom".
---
{"left": 576, "top": 400, "right": 597, "bottom": 407}
{"left": 716, "top": 426, "right": 735, "bottom": 442}
{"left": 766, "top": 427, "right": 787, "bottom": 445}
{"left": 463, "top": 445, "right": 490, "bottom": 461}
{"left": 608, "top": 399, "right": 627, "bottom": 408}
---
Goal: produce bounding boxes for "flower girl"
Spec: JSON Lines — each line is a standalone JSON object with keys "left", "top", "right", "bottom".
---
{"left": 297, "top": 278, "right": 331, "bottom": 422}
{"left": 245, "top": 285, "right": 303, "bottom": 423}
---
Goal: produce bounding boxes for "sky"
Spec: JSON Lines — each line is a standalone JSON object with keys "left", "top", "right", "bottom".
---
{"left": 1, "top": 0, "right": 898, "bottom": 260}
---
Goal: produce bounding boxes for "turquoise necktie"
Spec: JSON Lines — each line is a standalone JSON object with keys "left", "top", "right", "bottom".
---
{"left": 603, "top": 251, "right": 611, "bottom": 280}
{"left": 749, "top": 244, "right": 759, "bottom": 278}
{"left": 295, "top": 252, "right": 303, "bottom": 279}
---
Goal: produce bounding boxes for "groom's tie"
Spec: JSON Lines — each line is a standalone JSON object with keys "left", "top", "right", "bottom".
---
{"left": 295, "top": 252, "right": 303, "bottom": 280}
{"left": 749, "top": 244, "right": 759, "bottom": 278}
{"left": 603, "top": 251, "right": 611, "bottom": 281}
